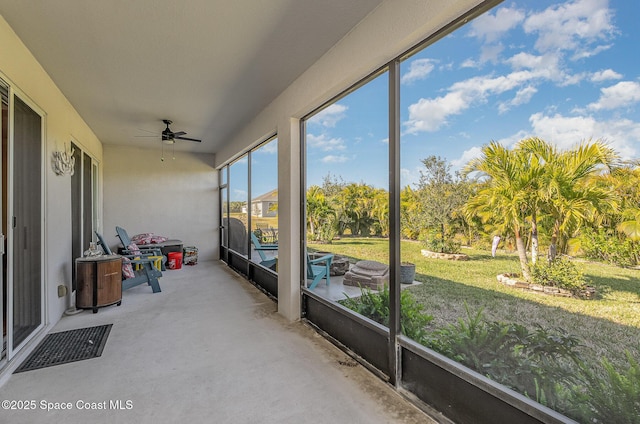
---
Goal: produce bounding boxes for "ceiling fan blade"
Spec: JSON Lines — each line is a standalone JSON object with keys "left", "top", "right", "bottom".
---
{"left": 135, "top": 135, "right": 161, "bottom": 138}
{"left": 138, "top": 128, "right": 160, "bottom": 134}
{"left": 174, "top": 136, "right": 202, "bottom": 142}
{"left": 172, "top": 131, "right": 186, "bottom": 137}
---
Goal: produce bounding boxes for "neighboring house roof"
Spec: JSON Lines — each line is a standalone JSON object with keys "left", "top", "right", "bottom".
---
{"left": 252, "top": 189, "right": 278, "bottom": 203}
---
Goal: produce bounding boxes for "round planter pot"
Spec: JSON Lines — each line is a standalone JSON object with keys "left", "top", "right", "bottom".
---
{"left": 400, "top": 263, "right": 416, "bottom": 284}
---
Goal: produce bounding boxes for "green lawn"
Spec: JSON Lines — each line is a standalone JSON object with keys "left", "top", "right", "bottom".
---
{"left": 309, "top": 237, "right": 640, "bottom": 370}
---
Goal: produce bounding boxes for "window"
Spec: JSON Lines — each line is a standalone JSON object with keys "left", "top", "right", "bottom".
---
{"left": 304, "top": 70, "right": 389, "bottom": 307}
{"left": 398, "top": 1, "right": 640, "bottom": 422}
{"left": 227, "top": 155, "right": 249, "bottom": 256}
{"left": 219, "top": 136, "right": 278, "bottom": 294}
{"left": 301, "top": 1, "right": 640, "bottom": 422}
{"left": 250, "top": 138, "right": 278, "bottom": 269}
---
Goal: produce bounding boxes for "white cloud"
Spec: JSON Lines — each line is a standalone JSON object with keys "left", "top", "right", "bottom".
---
{"left": 401, "top": 58, "right": 437, "bottom": 84}
{"left": 322, "top": 155, "right": 349, "bottom": 164}
{"left": 306, "top": 133, "right": 346, "bottom": 151}
{"left": 451, "top": 146, "right": 483, "bottom": 169}
{"left": 528, "top": 112, "right": 639, "bottom": 158}
{"left": 590, "top": 69, "right": 623, "bottom": 82}
{"left": 513, "top": 85, "right": 539, "bottom": 105}
{"left": 571, "top": 43, "right": 612, "bottom": 60}
{"left": 468, "top": 6, "right": 525, "bottom": 43}
{"left": 404, "top": 70, "right": 540, "bottom": 133}
{"left": 498, "top": 85, "right": 538, "bottom": 114}
{"left": 506, "top": 52, "right": 565, "bottom": 80}
{"left": 309, "top": 103, "right": 348, "bottom": 127}
{"left": 479, "top": 43, "right": 505, "bottom": 64}
{"left": 506, "top": 51, "right": 587, "bottom": 87}
{"left": 466, "top": 6, "right": 524, "bottom": 65}
{"left": 523, "top": 0, "right": 615, "bottom": 57}
{"left": 465, "top": 110, "right": 640, "bottom": 170}
{"left": 405, "top": 91, "right": 468, "bottom": 133}
{"left": 255, "top": 140, "right": 277, "bottom": 154}
{"left": 496, "top": 130, "right": 531, "bottom": 149}
{"left": 587, "top": 81, "right": 640, "bottom": 111}
{"left": 460, "top": 58, "right": 479, "bottom": 69}
{"left": 558, "top": 71, "right": 587, "bottom": 87}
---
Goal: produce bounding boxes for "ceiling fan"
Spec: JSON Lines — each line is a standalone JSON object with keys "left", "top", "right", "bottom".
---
{"left": 160, "top": 119, "right": 202, "bottom": 144}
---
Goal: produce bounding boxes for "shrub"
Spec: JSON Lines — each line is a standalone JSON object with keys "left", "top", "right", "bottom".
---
{"left": 421, "top": 232, "right": 461, "bottom": 254}
{"left": 580, "top": 228, "right": 639, "bottom": 267}
{"left": 574, "top": 352, "right": 640, "bottom": 424}
{"left": 341, "top": 285, "right": 433, "bottom": 343}
{"left": 531, "top": 257, "right": 588, "bottom": 293}
{"left": 424, "top": 304, "right": 583, "bottom": 412}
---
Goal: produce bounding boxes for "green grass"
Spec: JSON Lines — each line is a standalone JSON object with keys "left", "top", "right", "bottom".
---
{"left": 309, "top": 237, "right": 640, "bottom": 371}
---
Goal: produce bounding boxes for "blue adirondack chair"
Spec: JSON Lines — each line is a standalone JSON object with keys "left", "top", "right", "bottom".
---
{"left": 250, "top": 232, "right": 277, "bottom": 269}
{"left": 307, "top": 252, "right": 334, "bottom": 289}
{"left": 116, "top": 226, "right": 166, "bottom": 270}
{"left": 96, "top": 231, "right": 162, "bottom": 293}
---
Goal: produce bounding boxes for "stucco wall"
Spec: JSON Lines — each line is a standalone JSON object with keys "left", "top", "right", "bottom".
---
{"left": 102, "top": 145, "right": 218, "bottom": 262}
{"left": 0, "top": 15, "right": 104, "bottom": 327}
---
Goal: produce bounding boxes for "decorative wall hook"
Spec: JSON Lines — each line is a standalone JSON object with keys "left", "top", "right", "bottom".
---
{"left": 52, "top": 142, "right": 75, "bottom": 176}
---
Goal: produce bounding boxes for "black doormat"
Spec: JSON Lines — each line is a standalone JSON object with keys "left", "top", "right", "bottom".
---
{"left": 14, "top": 324, "right": 112, "bottom": 373}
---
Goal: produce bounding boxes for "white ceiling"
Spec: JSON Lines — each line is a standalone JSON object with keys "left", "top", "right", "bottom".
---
{"left": 0, "top": 0, "right": 382, "bottom": 153}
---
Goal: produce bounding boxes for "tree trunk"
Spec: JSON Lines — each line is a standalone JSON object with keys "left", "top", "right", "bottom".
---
{"left": 548, "top": 220, "right": 560, "bottom": 262}
{"left": 515, "top": 227, "right": 531, "bottom": 281}
{"left": 309, "top": 219, "right": 316, "bottom": 239}
{"left": 530, "top": 212, "right": 538, "bottom": 265}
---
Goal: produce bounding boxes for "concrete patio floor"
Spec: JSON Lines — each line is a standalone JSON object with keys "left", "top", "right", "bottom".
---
{"left": 0, "top": 261, "right": 436, "bottom": 424}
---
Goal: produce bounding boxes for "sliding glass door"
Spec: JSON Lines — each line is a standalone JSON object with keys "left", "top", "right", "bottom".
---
{"left": 10, "top": 93, "right": 44, "bottom": 352}
{"left": 0, "top": 78, "right": 44, "bottom": 363}
{"left": 71, "top": 143, "right": 98, "bottom": 288}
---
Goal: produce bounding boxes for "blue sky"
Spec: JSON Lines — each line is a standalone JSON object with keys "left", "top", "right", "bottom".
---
{"left": 306, "top": 0, "right": 640, "bottom": 190}
{"left": 229, "top": 138, "right": 277, "bottom": 202}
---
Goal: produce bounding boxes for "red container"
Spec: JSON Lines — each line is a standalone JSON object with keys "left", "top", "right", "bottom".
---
{"left": 167, "top": 251, "right": 183, "bottom": 270}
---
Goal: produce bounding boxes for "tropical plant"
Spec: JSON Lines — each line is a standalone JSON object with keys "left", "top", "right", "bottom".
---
{"left": 579, "top": 227, "right": 639, "bottom": 267}
{"left": 341, "top": 285, "right": 433, "bottom": 342}
{"left": 618, "top": 208, "right": 640, "bottom": 241}
{"left": 425, "top": 305, "right": 583, "bottom": 412}
{"left": 338, "top": 183, "right": 381, "bottom": 236}
{"left": 370, "top": 188, "right": 389, "bottom": 236}
{"left": 574, "top": 352, "right": 640, "bottom": 424}
{"left": 519, "top": 138, "right": 618, "bottom": 261}
{"left": 400, "top": 186, "right": 425, "bottom": 240}
{"left": 464, "top": 138, "right": 620, "bottom": 280}
{"left": 422, "top": 230, "right": 461, "bottom": 254}
{"left": 531, "top": 257, "right": 587, "bottom": 293}
{"left": 464, "top": 141, "right": 536, "bottom": 280}
{"left": 306, "top": 185, "right": 336, "bottom": 242}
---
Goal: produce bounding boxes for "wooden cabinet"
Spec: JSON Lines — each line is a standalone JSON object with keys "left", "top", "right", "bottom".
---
{"left": 76, "top": 255, "right": 122, "bottom": 313}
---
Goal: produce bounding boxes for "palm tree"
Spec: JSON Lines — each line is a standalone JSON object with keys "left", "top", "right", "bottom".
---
{"left": 520, "top": 138, "right": 618, "bottom": 261}
{"left": 306, "top": 185, "right": 335, "bottom": 241}
{"left": 400, "top": 186, "right": 425, "bottom": 240}
{"left": 371, "top": 188, "right": 389, "bottom": 237}
{"left": 618, "top": 208, "right": 640, "bottom": 241}
{"left": 339, "top": 183, "right": 378, "bottom": 236}
{"left": 464, "top": 141, "right": 536, "bottom": 280}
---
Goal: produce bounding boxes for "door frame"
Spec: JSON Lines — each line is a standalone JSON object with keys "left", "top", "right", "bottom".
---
{"left": 71, "top": 137, "right": 101, "bottom": 281}
{"left": 1, "top": 74, "right": 46, "bottom": 362}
